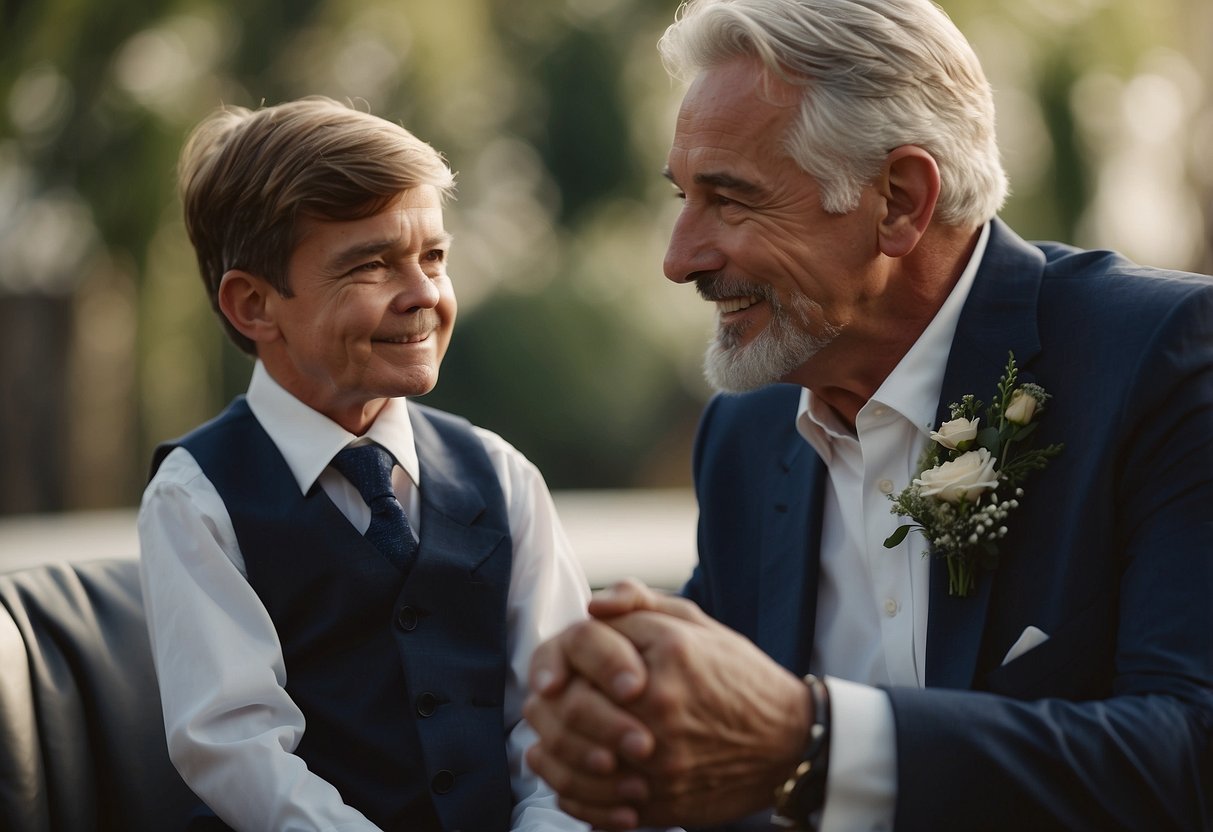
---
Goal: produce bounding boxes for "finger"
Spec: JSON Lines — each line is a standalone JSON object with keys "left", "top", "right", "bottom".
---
{"left": 528, "top": 626, "right": 576, "bottom": 697}
{"left": 523, "top": 694, "right": 619, "bottom": 776}
{"left": 531, "top": 618, "right": 648, "bottom": 703}
{"left": 524, "top": 676, "right": 656, "bottom": 769}
{"left": 590, "top": 582, "right": 707, "bottom": 625}
{"left": 555, "top": 794, "right": 642, "bottom": 832}
{"left": 525, "top": 738, "right": 651, "bottom": 811}
{"left": 597, "top": 607, "right": 711, "bottom": 668}
{"left": 586, "top": 578, "right": 658, "bottom": 618}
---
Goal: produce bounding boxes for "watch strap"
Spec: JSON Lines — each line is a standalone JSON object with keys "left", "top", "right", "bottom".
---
{"left": 771, "top": 674, "right": 831, "bottom": 830}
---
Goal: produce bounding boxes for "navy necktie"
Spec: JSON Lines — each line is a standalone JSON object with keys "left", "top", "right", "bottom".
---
{"left": 330, "top": 444, "right": 418, "bottom": 574}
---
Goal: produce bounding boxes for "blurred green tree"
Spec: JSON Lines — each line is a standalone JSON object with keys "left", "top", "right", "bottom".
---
{"left": 0, "top": 0, "right": 1209, "bottom": 513}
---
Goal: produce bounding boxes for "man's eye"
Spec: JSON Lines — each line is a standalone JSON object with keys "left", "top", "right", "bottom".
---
{"left": 353, "top": 261, "right": 388, "bottom": 273}
{"left": 423, "top": 249, "right": 446, "bottom": 263}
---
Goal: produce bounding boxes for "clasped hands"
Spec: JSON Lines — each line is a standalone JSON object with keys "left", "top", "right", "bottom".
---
{"left": 523, "top": 579, "right": 816, "bottom": 830}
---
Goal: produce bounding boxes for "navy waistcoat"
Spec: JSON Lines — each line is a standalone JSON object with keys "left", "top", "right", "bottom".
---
{"left": 152, "top": 397, "right": 515, "bottom": 831}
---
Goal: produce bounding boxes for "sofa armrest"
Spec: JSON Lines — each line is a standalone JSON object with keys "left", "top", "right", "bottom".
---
{"left": 0, "top": 556, "right": 197, "bottom": 831}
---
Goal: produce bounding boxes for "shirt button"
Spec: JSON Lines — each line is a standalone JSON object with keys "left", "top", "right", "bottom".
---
{"left": 396, "top": 605, "right": 419, "bottom": 631}
{"left": 878, "top": 478, "right": 895, "bottom": 495}
{"left": 871, "top": 405, "right": 887, "bottom": 418}
{"left": 416, "top": 691, "right": 439, "bottom": 717}
{"left": 431, "top": 769, "right": 455, "bottom": 794}
{"left": 884, "top": 598, "right": 899, "bottom": 617}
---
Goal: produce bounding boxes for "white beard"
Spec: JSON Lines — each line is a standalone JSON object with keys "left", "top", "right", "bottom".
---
{"left": 703, "top": 291, "right": 838, "bottom": 393}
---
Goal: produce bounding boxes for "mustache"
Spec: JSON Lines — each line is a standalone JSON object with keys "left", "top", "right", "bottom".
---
{"left": 695, "top": 273, "right": 776, "bottom": 305}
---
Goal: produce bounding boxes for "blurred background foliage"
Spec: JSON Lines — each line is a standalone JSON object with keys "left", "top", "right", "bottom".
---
{"left": 0, "top": 0, "right": 1210, "bottom": 514}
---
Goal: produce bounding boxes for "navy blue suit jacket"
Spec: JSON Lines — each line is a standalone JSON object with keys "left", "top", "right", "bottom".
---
{"left": 684, "top": 220, "right": 1213, "bottom": 830}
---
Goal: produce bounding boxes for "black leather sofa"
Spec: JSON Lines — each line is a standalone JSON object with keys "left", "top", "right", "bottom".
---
{"left": 0, "top": 554, "right": 197, "bottom": 831}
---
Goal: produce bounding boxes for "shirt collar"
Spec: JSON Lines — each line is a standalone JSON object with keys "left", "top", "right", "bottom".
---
{"left": 245, "top": 361, "right": 421, "bottom": 495}
{"left": 798, "top": 222, "right": 992, "bottom": 457}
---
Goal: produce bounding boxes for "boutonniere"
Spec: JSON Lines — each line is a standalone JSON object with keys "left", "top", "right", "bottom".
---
{"left": 883, "top": 353, "right": 1064, "bottom": 597}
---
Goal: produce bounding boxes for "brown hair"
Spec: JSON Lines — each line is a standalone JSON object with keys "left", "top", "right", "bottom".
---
{"left": 178, "top": 96, "right": 455, "bottom": 354}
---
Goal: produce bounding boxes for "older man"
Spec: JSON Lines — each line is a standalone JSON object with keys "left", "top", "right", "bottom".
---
{"left": 523, "top": 1, "right": 1213, "bottom": 830}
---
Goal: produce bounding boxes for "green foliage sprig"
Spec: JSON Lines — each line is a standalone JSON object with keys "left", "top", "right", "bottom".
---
{"left": 884, "top": 353, "right": 1064, "bottom": 596}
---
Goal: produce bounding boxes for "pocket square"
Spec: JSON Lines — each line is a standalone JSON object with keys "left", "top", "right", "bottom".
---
{"left": 1001, "top": 625, "right": 1050, "bottom": 666}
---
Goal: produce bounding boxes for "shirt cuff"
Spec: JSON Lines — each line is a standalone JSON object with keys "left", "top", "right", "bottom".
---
{"left": 817, "top": 676, "right": 897, "bottom": 832}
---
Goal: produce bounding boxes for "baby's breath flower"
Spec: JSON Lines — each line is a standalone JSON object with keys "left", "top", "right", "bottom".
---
{"left": 884, "top": 353, "right": 1064, "bottom": 596}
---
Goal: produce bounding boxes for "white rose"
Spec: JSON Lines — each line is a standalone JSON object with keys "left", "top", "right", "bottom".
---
{"left": 915, "top": 447, "right": 999, "bottom": 503}
{"left": 1005, "top": 389, "right": 1038, "bottom": 425}
{"left": 930, "top": 416, "right": 980, "bottom": 450}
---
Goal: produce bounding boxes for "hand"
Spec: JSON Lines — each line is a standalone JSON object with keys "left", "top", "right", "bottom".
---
{"left": 524, "top": 581, "right": 665, "bottom": 830}
{"left": 525, "top": 580, "right": 814, "bottom": 829}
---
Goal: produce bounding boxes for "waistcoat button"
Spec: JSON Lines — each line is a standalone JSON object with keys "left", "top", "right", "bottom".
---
{"left": 431, "top": 769, "right": 455, "bottom": 794}
{"left": 396, "top": 605, "right": 419, "bottom": 631}
{"left": 417, "top": 691, "right": 439, "bottom": 717}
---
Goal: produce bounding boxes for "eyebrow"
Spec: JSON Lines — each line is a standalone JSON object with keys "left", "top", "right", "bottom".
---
{"left": 329, "top": 232, "right": 454, "bottom": 271}
{"left": 661, "top": 165, "right": 768, "bottom": 199}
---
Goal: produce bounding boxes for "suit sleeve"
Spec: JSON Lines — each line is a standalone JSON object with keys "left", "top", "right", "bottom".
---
{"left": 887, "top": 284, "right": 1213, "bottom": 831}
{"left": 681, "top": 395, "right": 723, "bottom": 613}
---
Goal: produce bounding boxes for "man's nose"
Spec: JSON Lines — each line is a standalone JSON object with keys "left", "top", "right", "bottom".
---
{"left": 663, "top": 208, "right": 724, "bottom": 284}
{"left": 391, "top": 265, "right": 441, "bottom": 312}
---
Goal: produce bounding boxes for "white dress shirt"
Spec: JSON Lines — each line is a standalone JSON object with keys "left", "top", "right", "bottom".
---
{"left": 138, "top": 362, "right": 591, "bottom": 832}
{"left": 800, "top": 224, "right": 990, "bottom": 832}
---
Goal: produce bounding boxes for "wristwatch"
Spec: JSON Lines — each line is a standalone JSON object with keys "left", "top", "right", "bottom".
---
{"left": 771, "top": 674, "right": 831, "bottom": 830}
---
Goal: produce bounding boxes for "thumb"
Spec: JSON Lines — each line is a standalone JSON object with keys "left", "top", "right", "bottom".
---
{"left": 588, "top": 579, "right": 705, "bottom": 623}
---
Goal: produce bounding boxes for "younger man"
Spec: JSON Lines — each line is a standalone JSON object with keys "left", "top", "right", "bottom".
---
{"left": 138, "top": 96, "right": 590, "bottom": 831}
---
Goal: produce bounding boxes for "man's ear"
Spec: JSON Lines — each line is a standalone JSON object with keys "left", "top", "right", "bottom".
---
{"left": 217, "top": 270, "right": 281, "bottom": 345}
{"left": 876, "top": 146, "right": 941, "bottom": 258}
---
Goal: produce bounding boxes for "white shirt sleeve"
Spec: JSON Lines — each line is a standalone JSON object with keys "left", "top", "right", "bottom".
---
{"left": 138, "top": 447, "right": 381, "bottom": 832}
{"left": 473, "top": 427, "right": 593, "bottom": 831}
{"left": 819, "top": 677, "right": 897, "bottom": 832}
{"left": 481, "top": 432, "right": 681, "bottom": 832}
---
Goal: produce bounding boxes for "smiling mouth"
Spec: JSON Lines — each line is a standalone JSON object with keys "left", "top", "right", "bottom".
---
{"left": 375, "top": 332, "right": 431, "bottom": 345}
{"left": 716, "top": 296, "right": 761, "bottom": 314}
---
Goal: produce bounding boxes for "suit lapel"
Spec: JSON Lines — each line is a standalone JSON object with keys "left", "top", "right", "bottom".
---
{"left": 926, "top": 219, "right": 1045, "bottom": 688}
{"left": 758, "top": 433, "right": 828, "bottom": 677}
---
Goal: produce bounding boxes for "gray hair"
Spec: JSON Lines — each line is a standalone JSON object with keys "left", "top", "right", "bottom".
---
{"left": 658, "top": 0, "right": 1008, "bottom": 225}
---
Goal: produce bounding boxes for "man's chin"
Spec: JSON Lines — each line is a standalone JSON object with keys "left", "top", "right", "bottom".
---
{"left": 704, "top": 333, "right": 825, "bottom": 393}
{"left": 704, "top": 345, "right": 781, "bottom": 393}
{"left": 381, "top": 367, "right": 440, "bottom": 399}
